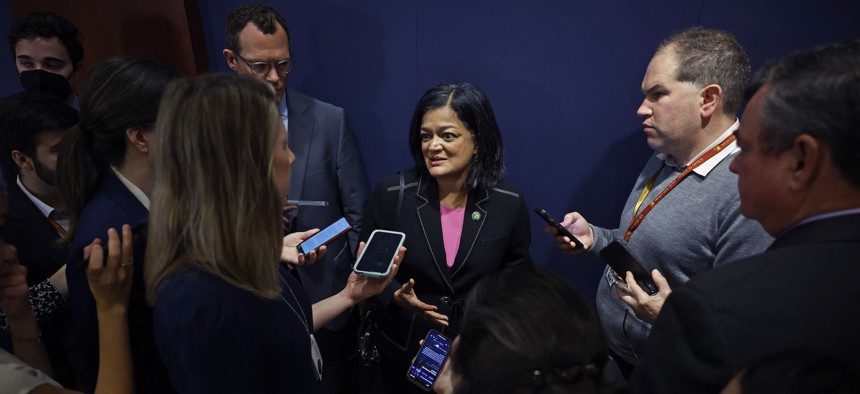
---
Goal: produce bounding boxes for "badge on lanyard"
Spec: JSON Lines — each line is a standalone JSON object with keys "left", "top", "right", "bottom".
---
{"left": 310, "top": 333, "right": 323, "bottom": 381}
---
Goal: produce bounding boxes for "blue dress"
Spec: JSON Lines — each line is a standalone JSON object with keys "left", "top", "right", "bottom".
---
{"left": 153, "top": 265, "right": 323, "bottom": 393}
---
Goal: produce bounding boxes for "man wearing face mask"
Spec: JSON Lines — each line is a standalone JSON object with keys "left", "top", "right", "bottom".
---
{"left": 7, "top": 11, "right": 84, "bottom": 108}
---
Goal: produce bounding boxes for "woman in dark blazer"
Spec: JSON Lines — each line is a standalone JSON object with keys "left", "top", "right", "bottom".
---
{"left": 55, "top": 57, "right": 180, "bottom": 393}
{"left": 360, "top": 82, "right": 532, "bottom": 393}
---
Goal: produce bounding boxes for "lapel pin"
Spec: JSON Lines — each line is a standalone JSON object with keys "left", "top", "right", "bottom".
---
{"left": 471, "top": 211, "right": 481, "bottom": 221}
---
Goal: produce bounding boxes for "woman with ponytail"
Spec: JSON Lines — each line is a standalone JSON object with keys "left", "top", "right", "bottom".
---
{"left": 55, "top": 56, "right": 180, "bottom": 394}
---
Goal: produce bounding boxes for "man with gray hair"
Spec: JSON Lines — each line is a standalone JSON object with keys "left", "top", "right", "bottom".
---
{"left": 631, "top": 38, "right": 860, "bottom": 393}
{"left": 548, "top": 27, "right": 772, "bottom": 378}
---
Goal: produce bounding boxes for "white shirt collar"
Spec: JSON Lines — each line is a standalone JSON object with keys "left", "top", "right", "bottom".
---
{"left": 656, "top": 120, "right": 740, "bottom": 176}
{"left": 279, "top": 91, "right": 289, "bottom": 134}
{"left": 110, "top": 166, "right": 150, "bottom": 210}
{"left": 16, "top": 176, "right": 55, "bottom": 218}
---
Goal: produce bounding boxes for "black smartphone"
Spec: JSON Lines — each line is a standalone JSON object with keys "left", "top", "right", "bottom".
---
{"left": 296, "top": 217, "right": 352, "bottom": 255}
{"left": 406, "top": 330, "right": 452, "bottom": 391}
{"left": 599, "top": 240, "right": 658, "bottom": 295}
{"left": 534, "top": 208, "right": 584, "bottom": 249}
{"left": 353, "top": 230, "right": 406, "bottom": 278}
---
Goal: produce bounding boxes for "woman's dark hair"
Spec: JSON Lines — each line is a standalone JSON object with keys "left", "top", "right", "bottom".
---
{"left": 408, "top": 82, "right": 505, "bottom": 190}
{"left": 56, "top": 56, "right": 180, "bottom": 244}
{"left": 453, "top": 265, "right": 609, "bottom": 394}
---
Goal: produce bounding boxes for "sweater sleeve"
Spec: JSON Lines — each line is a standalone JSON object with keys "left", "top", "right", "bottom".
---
{"left": 713, "top": 199, "right": 773, "bottom": 268}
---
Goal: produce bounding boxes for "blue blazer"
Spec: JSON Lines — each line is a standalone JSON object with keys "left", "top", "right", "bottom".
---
{"left": 285, "top": 88, "right": 369, "bottom": 330}
{"left": 65, "top": 172, "right": 173, "bottom": 393}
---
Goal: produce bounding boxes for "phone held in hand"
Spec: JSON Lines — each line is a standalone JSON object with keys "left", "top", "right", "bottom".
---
{"left": 295, "top": 217, "right": 352, "bottom": 256}
{"left": 353, "top": 230, "right": 405, "bottom": 278}
{"left": 407, "top": 330, "right": 452, "bottom": 391}
{"left": 599, "top": 240, "right": 658, "bottom": 295}
{"left": 534, "top": 208, "right": 584, "bottom": 249}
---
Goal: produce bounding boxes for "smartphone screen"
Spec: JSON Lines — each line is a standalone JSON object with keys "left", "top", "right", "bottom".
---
{"left": 534, "top": 208, "right": 584, "bottom": 249}
{"left": 407, "top": 330, "right": 452, "bottom": 391}
{"left": 353, "top": 230, "right": 405, "bottom": 278}
{"left": 296, "top": 217, "right": 351, "bottom": 255}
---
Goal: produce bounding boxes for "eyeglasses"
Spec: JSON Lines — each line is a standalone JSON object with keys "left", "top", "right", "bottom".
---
{"left": 235, "top": 53, "right": 295, "bottom": 77}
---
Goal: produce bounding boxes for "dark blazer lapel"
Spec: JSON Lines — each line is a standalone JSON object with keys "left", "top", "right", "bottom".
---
{"left": 414, "top": 176, "right": 455, "bottom": 293}
{"left": 451, "top": 187, "right": 489, "bottom": 277}
{"left": 285, "top": 88, "right": 314, "bottom": 204}
{"left": 7, "top": 184, "right": 65, "bottom": 264}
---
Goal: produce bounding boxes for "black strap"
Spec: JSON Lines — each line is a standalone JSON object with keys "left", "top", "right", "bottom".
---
{"left": 395, "top": 171, "right": 405, "bottom": 223}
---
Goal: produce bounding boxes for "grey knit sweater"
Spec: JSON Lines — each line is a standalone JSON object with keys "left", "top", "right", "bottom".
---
{"left": 590, "top": 149, "right": 773, "bottom": 366}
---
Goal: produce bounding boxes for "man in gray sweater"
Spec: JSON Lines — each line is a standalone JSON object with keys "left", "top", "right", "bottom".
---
{"left": 549, "top": 28, "right": 772, "bottom": 378}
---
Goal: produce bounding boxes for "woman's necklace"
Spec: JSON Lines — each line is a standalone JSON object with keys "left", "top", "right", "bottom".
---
{"left": 279, "top": 276, "right": 323, "bottom": 381}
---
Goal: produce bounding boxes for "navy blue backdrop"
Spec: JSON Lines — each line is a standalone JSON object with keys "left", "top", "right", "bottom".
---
{"left": 2, "top": 0, "right": 858, "bottom": 306}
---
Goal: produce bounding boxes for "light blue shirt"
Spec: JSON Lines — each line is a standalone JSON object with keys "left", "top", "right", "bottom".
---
{"left": 279, "top": 91, "right": 289, "bottom": 134}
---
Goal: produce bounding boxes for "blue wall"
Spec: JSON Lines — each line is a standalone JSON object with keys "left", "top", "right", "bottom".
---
{"left": 3, "top": 0, "right": 859, "bottom": 305}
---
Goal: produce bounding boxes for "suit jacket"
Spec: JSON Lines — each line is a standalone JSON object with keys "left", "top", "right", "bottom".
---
{"left": 2, "top": 183, "right": 67, "bottom": 286}
{"left": 2, "top": 183, "right": 77, "bottom": 387}
{"left": 631, "top": 213, "right": 860, "bottom": 394}
{"left": 360, "top": 169, "right": 532, "bottom": 362}
{"left": 285, "top": 88, "right": 369, "bottom": 330}
{"left": 66, "top": 172, "right": 174, "bottom": 394}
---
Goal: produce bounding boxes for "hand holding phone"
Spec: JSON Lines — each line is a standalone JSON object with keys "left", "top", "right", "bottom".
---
{"left": 407, "top": 330, "right": 452, "bottom": 391}
{"left": 296, "top": 217, "right": 352, "bottom": 255}
{"left": 353, "top": 230, "right": 406, "bottom": 278}
{"left": 534, "top": 208, "right": 584, "bottom": 249}
{"left": 599, "top": 241, "right": 658, "bottom": 295}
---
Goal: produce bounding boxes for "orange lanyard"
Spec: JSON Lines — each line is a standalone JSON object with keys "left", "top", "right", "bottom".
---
{"left": 624, "top": 134, "right": 736, "bottom": 241}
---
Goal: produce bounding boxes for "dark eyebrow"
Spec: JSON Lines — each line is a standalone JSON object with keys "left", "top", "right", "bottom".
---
{"left": 16, "top": 55, "right": 66, "bottom": 64}
{"left": 41, "top": 56, "right": 67, "bottom": 63}
{"left": 643, "top": 84, "right": 667, "bottom": 95}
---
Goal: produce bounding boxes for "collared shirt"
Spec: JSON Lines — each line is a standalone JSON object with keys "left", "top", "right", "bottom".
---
{"left": 782, "top": 207, "right": 860, "bottom": 236}
{"left": 16, "top": 176, "right": 69, "bottom": 231}
{"left": 656, "top": 120, "right": 741, "bottom": 176}
{"left": 280, "top": 91, "right": 289, "bottom": 134}
{"left": 110, "top": 166, "right": 150, "bottom": 210}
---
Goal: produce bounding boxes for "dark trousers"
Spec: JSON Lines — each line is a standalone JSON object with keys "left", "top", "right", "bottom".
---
{"left": 315, "top": 311, "right": 361, "bottom": 394}
{"left": 380, "top": 353, "right": 427, "bottom": 394}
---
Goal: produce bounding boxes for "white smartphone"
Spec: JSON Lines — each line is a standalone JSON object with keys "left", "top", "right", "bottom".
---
{"left": 353, "top": 229, "right": 406, "bottom": 278}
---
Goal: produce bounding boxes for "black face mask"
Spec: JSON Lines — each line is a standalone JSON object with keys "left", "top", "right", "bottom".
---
{"left": 19, "top": 69, "right": 73, "bottom": 101}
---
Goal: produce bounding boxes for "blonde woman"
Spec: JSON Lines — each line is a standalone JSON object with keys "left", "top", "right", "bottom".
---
{"left": 145, "top": 73, "right": 402, "bottom": 393}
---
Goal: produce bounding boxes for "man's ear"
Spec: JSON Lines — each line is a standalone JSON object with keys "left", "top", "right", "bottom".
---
{"left": 223, "top": 48, "right": 238, "bottom": 71}
{"left": 11, "top": 150, "right": 33, "bottom": 171}
{"left": 700, "top": 84, "right": 723, "bottom": 118}
{"left": 126, "top": 127, "right": 150, "bottom": 154}
{"left": 70, "top": 63, "right": 84, "bottom": 90}
{"left": 787, "top": 134, "right": 823, "bottom": 191}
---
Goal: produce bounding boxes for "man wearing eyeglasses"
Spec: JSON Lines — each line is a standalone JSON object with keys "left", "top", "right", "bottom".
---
{"left": 222, "top": 4, "right": 369, "bottom": 394}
